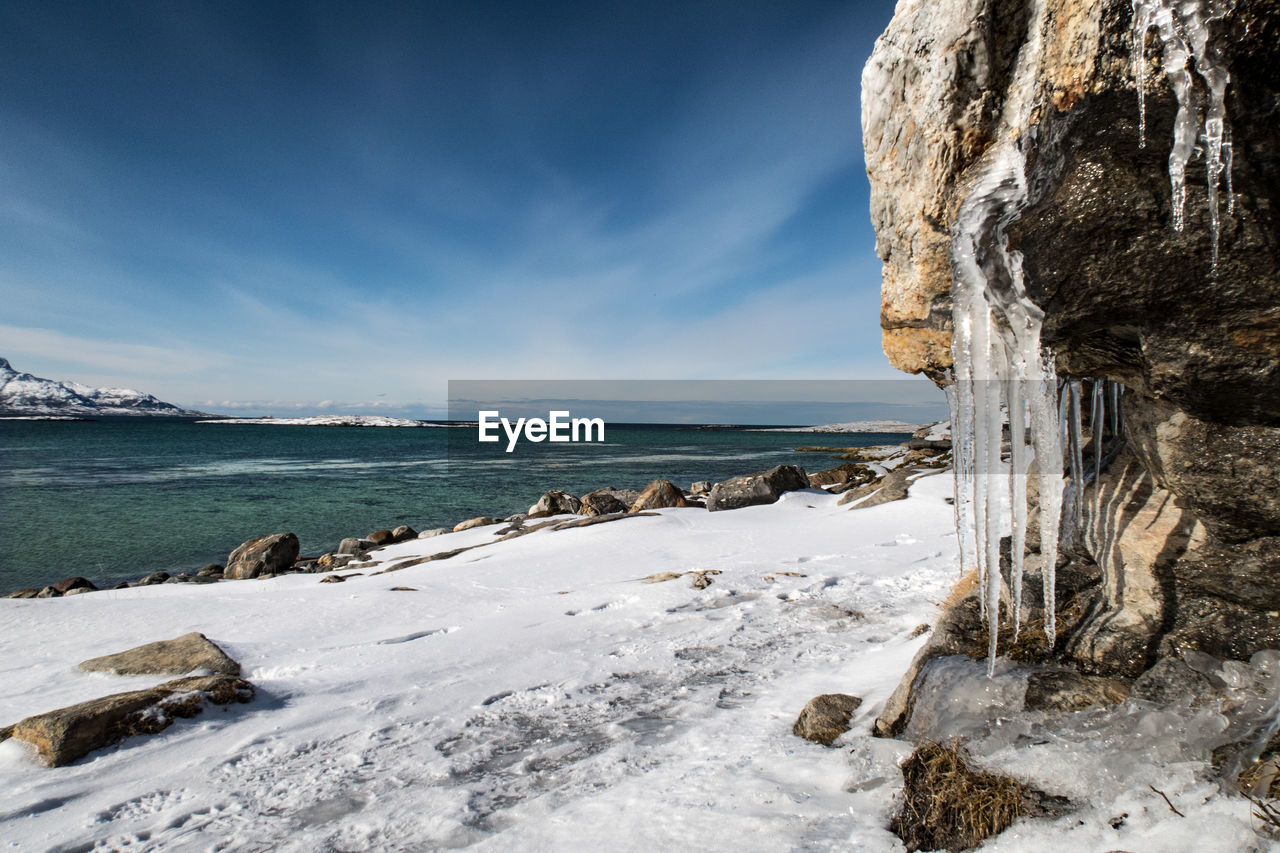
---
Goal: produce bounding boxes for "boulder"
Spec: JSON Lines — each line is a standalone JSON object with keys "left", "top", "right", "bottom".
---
{"left": 792, "top": 693, "right": 863, "bottom": 746}
{"left": 689, "top": 481, "right": 712, "bottom": 496}
{"left": 195, "top": 564, "right": 224, "bottom": 578}
{"left": 366, "top": 529, "right": 395, "bottom": 546}
{"left": 137, "top": 572, "right": 170, "bottom": 586}
{"left": 224, "top": 533, "right": 299, "bottom": 580}
{"left": 314, "top": 553, "right": 352, "bottom": 571}
{"left": 35, "top": 587, "right": 58, "bottom": 598}
{"left": 78, "top": 632, "right": 241, "bottom": 677}
{"left": 5, "top": 589, "right": 40, "bottom": 599}
{"left": 579, "top": 490, "right": 629, "bottom": 517}
{"left": 528, "top": 490, "right": 582, "bottom": 516}
{"left": 807, "top": 463, "right": 875, "bottom": 489}
{"left": 838, "top": 468, "right": 912, "bottom": 509}
{"left": 391, "top": 525, "right": 417, "bottom": 542}
{"left": 629, "top": 480, "right": 690, "bottom": 512}
{"left": 418, "top": 528, "right": 450, "bottom": 539}
{"left": 706, "top": 465, "right": 809, "bottom": 512}
{"left": 51, "top": 577, "right": 96, "bottom": 595}
{"left": 453, "top": 516, "right": 501, "bottom": 532}
{"left": 8, "top": 674, "right": 254, "bottom": 767}
{"left": 336, "top": 537, "right": 364, "bottom": 555}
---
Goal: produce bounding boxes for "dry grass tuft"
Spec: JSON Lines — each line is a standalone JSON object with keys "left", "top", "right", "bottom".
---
{"left": 937, "top": 569, "right": 979, "bottom": 611}
{"left": 890, "top": 740, "right": 1030, "bottom": 852}
{"left": 1241, "top": 757, "right": 1280, "bottom": 836}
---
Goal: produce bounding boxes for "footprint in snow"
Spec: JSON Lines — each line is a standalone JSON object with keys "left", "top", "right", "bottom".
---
{"left": 376, "top": 626, "right": 459, "bottom": 645}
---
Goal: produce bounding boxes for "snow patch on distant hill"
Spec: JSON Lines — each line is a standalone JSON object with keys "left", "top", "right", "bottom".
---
{"left": 196, "top": 416, "right": 443, "bottom": 428}
{"left": 0, "top": 357, "right": 208, "bottom": 418}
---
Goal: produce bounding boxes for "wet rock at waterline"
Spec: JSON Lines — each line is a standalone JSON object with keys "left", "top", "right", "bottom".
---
{"left": 224, "top": 533, "right": 300, "bottom": 581}
{"left": 629, "top": 480, "right": 689, "bottom": 512}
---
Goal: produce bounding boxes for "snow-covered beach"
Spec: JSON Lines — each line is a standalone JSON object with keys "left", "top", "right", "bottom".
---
{"left": 0, "top": 467, "right": 955, "bottom": 850}
{"left": 1, "top": 457, "right": 1270, "bottom": 851}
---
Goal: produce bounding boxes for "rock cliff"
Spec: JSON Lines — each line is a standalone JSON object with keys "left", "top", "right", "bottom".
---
{"left": 863, "top": 0, "right": 1279, "bottom": 723}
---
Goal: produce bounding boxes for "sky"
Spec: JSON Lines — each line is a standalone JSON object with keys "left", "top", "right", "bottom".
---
{"left": 0, "top": 0, "right": 918, "bottom": 418}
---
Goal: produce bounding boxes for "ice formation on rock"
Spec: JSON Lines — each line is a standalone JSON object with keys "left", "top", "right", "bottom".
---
{"left": 947, "top": 0, "right": 1064, "bottom": 674}
{"left": 1131, "top": 0, "right": 1233, "bottom": 268}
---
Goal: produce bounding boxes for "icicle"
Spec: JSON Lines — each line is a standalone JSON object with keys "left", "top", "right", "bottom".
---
{"left": 1223, "top": 130, "right": 1235, "bottom": 215}
{"left": 946, "top": 0, "right": 1063, "bottom": 675}
{"left": 1091, "top": 380, "right": 1104, "bottom": 480}
{"left": 1006, "top": 373, "right": 1028, "bottom": 642}
{"left": 1068, "top": 381, "right": 1085, "bottom": 529}
{"left": 1032, "top": 362, "right": 1063, "bottom": 649}
{"left": 1130, "top": 0, "right": 1233, "bottom": 265}
{"left": 1110, "top": 381, "right": 1121, "bottom": 439}
{"left": 1132, "top": 1, "right": 1153, "bottom": 148}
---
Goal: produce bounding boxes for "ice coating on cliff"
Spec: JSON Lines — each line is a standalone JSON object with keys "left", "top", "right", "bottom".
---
{"left": 948, "top": 0, "right": 1064, "bottom": 674}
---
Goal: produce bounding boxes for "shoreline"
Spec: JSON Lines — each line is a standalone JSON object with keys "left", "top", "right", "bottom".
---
{"left": 4, "top": 431, "right": 948, "bottom": 599}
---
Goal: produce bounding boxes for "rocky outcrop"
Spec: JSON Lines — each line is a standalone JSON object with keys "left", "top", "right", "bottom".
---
{"left": 706, "top": 465, "right": 809, "bottom": 512}
{"left": 8, "top": 674, "right": 253, "bottom": 766}
{"left": 225, "top": 533, "right": 300, "bottom": 580}
{"left": 865, "top": 0, "right": 1280, "bottom": 721}
{"left": 78, "top": 632, "right": 241, "bottom": 677}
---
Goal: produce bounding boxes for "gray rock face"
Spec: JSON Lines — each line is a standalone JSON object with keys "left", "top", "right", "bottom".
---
{"left": 706, "top": 465, "right": 809, "bottom": 512}
{"left": 337, "top": 537, "right": 363, "bottom": 555}
{"left": 8, "top": 674, "right": 253, "bottom": 766}
{"left": 529, "top": 490, "right": 582, "bottom": 516}
{"left": 225, "top": 533, "right": 300, "bottom": 580}
{"left": 78, "top": 632, "right": 241, "bottom": 677}
{"left": 792, "top": 693, "right": 863, "bottom": 746}
{"left": 390, "top": 524, "right": 417, "bottom": 542}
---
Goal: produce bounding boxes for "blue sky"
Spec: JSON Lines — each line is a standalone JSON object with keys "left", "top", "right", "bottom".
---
{"left": 0, "top": 0, "right": 917, "bottom": 417}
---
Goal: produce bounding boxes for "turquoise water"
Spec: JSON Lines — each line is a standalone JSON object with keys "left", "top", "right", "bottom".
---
{"left": 0, "top": 420, "right": 907, "bottom": 591}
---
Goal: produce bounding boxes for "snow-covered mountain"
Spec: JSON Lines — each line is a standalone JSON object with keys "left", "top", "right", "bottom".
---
{"left": 0, "top": 357, "right": 209, "bottom": 418}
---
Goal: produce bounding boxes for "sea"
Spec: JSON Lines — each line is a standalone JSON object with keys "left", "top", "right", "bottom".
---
{"left": 0, "top": 419, "right": 910, "bottom": 593}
